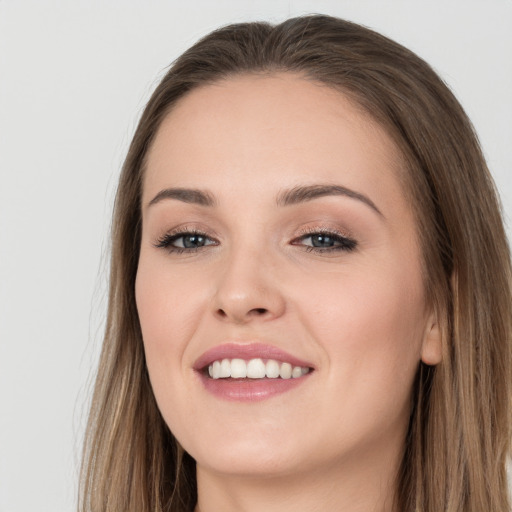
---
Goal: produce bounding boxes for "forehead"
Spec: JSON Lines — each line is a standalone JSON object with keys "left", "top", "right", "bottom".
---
{"left": 143, "top": 73, "right": 406, "bottom": 214}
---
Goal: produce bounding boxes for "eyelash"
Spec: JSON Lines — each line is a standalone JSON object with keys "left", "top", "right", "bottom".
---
{"left": 291, "top": 227, "right": 357, "bottom": 253}
{"left": 154, "top": 228, "right": 216, "bottom": 255}
{"left": 153, "top": 227, "right": 357, "bottom": 255}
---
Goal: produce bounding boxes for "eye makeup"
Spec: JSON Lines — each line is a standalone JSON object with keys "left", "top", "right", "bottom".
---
{"left": 154, "top": 228, "right": 218, "bottom": 254}
{"left": 290, "top": 226, "right": 357, "bottom": 253}
{"left": 152, "top": 225, "right": 357, "bottom": 256}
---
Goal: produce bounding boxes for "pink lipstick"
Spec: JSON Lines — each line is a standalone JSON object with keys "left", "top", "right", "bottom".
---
{"left": 194, "top": 343, "right": 313, "bottom": 402}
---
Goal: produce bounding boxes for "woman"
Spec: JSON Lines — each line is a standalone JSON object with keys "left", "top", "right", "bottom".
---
{"left": 79, "top": 15, "right": 512, "bottom": 512}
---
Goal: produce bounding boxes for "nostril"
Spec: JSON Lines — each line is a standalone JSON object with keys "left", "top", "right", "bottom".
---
{"left": 214, "top": 306, "right": 274, "bottom": 323}
{"left": 215, "top": 307, "right": 267, "bottom": 321}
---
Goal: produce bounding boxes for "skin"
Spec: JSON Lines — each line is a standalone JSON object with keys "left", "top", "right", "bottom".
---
{"left": 135, "top": 73, "right": 442, "bottom": 512}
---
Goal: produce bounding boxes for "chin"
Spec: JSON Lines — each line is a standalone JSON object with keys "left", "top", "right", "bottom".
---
{"left": 182, "top": 425, "right": 309, "bottom": 478}
{"left": 195, "top": 449, "right": 306, "bottom": 479}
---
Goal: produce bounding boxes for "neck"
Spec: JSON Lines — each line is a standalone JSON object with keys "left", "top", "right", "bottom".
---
{"left": 194, "top": 444, "right": 400, "bottom": 512}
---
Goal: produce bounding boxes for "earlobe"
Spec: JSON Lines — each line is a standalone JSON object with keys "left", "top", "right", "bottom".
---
{"left": 420, "top": 315, "right": 443, "bottom": 366}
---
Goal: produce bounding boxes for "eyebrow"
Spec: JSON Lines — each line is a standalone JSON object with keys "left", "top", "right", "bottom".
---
{"left": 147, "top": 183, "right": 382, "bottom": 217}
{"left": 148, "top": 187, "right": 216, "bottom": 208}
{"left": 276, "top": 184, "right": 383, "bottom": 217}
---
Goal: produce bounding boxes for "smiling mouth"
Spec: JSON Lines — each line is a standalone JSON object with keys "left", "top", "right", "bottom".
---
{"left": 195, "top": 343, "right": 314, "bottom": 401}
{"left": 206, "top": 358, "right": 311, "bottom": 380}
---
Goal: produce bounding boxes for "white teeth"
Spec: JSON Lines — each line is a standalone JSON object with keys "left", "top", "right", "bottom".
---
{"left": 291, "top": 366, "right": 303, "bottom": 378}
{"left": 265, "top": 359, "right": 280, "bottom": 378}
{"left": 230, "top": 358, "right": 247, "bottom": 378}
{"left": 247, "top": 358, "right": 266, "bottom": 378}
{"left": 280, "top": 362, "right": 292, "bottom": 379}
{"left": 212, "top": 360, "right": 221, "bottom": 379}
{"left": 208, "top": 358, "right": 310, "bottom": 380}
{"left": 219, "top": 358, "right": 231, "bottom": 378}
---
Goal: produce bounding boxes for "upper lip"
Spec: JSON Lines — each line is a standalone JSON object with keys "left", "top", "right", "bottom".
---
{"left": 193, "top": 342, "right": 314, "bottom": 371}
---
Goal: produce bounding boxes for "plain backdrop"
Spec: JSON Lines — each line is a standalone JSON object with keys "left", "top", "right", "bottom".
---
{"left": 0, "top": 1, "right": 511, "bottom": 511}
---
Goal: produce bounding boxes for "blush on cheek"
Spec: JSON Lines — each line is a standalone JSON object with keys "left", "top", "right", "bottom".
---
{"left": 324, "top": 271, "right": 425, "bottom": 369}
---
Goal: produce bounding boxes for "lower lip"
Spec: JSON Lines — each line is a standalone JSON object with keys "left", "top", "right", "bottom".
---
{"left": 197, "top": 372, "right": 311, "bottom": 402}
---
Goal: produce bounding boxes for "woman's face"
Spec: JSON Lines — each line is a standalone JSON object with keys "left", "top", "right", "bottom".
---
{"left": 136, "top": 74, "right": 441, "bottom": 480}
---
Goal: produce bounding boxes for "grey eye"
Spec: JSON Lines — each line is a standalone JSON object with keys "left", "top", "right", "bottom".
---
{"left": 155, "top": 231, "right": 217, "bottom": 252}
{"left": 309, "top": 234, "right": 337, "bottom": 247}
{"left": 295, "top": 232, "right": 357, "bottom": 253}
{"left": 179, "top": 234, "right": 208, "bottom": 248}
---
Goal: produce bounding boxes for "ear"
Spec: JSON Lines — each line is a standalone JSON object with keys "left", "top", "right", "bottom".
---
{"left": 420, "top": 313, "right": 443, "bottom": 366}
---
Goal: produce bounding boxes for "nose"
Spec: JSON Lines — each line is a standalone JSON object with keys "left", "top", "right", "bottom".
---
{"left": 211, "top": 244, "right": 286, "bottom": 325}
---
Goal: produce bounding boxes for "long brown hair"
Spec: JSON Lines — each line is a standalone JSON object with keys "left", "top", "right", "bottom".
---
{"left": 79, "top": 15, "right": 512, "bottom": 512}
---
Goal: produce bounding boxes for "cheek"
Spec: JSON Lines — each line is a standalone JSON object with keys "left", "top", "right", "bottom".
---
{"left": 136, "top": 255, "right": 204, "bottom": 338}
{"left": 135, "top": 257, "right": 205, "bottom": 379}
{"left": 135, "top": 257, "right": 208, "bottom": 430}
{"left": 297, "top": 257, "right": 426, "bottom": 388}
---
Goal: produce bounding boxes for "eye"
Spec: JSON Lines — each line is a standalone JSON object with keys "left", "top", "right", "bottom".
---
{"left": 154, "top": 230, "right": 218, "bottom": 253}
{"left": 292, "top": 230, "right": 357, "bottom": 253}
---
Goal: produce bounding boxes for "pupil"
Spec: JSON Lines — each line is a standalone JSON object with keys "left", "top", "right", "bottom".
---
{"left": 183, "top": 234, "right": 205, "bottom": 248}
{"left": 312, "top": 234, "right": 334, "bottom": 247}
